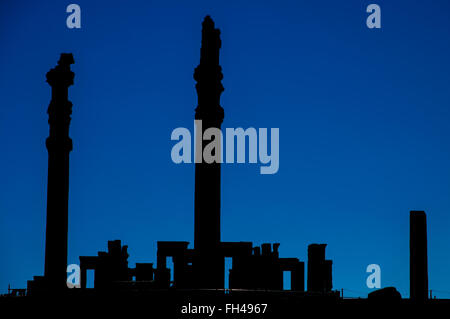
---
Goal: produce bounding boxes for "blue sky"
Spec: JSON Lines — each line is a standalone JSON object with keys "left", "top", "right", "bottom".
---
{"left": 1, "top": 0, "right": 450, "bottom": 297}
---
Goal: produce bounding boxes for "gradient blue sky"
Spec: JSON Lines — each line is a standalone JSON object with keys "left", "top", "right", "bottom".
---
{"left": 1, "top": 0, "right": 450, "bottom": 297}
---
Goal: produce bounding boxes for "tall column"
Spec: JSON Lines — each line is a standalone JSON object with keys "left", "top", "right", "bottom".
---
{"left": 410, "top": 210, "right": 428, "bottom": 301}
{"left": 193, "top": 16, "right": 224, "bottom": 288}
{"left": 43, "top": 53, "right": 75, "bottom": 290}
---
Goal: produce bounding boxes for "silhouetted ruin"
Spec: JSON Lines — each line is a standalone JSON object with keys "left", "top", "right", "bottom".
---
{"left": 27, "top": 53, "right": 75, "bottom": 294}
{"left": 78, "top": 17, "right": 310, "bottom": 294}
{"left": 4, "top": 16, "right": 450, "bottom": 313}
{"left": 307, "top": 244, "right": 332, "bottom": 293}
{"left": 193, "top": 16, "right": 225, "bottom": 289}
{"left": 23, "top": 15, "right": 332, "bottom": 299}
{"left": 410, "top": 210, "right": 428, "bottom": 302}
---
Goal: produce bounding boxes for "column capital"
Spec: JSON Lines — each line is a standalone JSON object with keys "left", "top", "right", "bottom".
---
{"left": 46, "top": 53, "right": 75, "bottom": 88}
